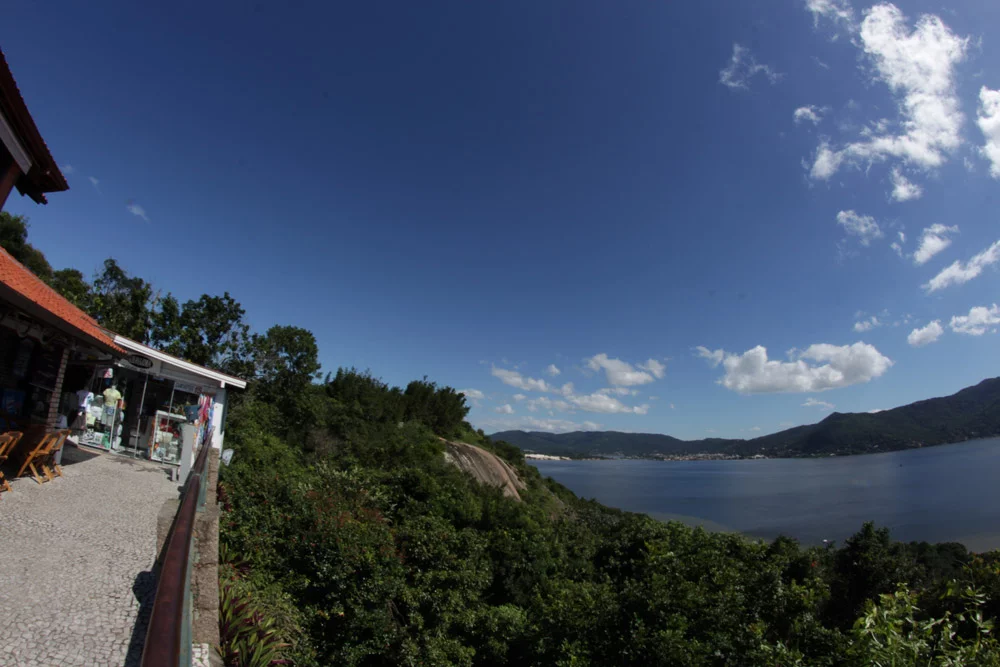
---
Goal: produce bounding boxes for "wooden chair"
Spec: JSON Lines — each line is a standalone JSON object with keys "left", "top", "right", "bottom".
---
{"left": 40, "top": 429, "right": 71, "bottom": 481}
{"left": 16, "top": 431, "right": 58, "bottom": 485}
{"left": 0, "top": 431, "right": 22, "bottom": 496}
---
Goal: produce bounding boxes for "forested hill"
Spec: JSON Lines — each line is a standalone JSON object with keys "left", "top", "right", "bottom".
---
{"left": 494, "top": 377, "right": 1000, "bottom": 459}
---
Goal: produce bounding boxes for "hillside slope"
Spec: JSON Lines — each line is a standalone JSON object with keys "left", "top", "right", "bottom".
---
{"left": 494, "top": 377, "right": 1000, "bottom": 458}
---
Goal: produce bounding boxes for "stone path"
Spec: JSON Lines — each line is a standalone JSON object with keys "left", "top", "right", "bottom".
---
{"left": 0, "top": 444, "right": 178, "bottom": 666}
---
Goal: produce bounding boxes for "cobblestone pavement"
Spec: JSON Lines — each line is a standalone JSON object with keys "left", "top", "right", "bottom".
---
{"left": 0, "top": 444, "right": 179, "bottom": 666}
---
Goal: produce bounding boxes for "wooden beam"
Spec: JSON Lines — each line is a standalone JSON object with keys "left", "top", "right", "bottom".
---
{"left": 0, "top": 151, "right": 19, "bottom": 210}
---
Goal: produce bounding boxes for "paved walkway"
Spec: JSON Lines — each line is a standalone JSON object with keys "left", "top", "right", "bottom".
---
{"left": 0, "top": 445, "right": 178, "bottom": 667}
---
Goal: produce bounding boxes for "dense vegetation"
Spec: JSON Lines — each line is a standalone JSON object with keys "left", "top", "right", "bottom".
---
{"left": 496, "top": 377, "right": 1000, "bottom": 459}
{"left": 216, "top": 368, "right": 1000, "bottom": 666}
{"left": 5, "top": 211, "right": 1000, "bottom": 665}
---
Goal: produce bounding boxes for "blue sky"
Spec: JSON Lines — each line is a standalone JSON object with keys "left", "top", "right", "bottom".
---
{"left": 3, "top": 0, "right": 1000, "bottom": 439}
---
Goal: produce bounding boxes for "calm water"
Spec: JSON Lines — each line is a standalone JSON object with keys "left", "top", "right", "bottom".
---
{"left": 531, "top": 438, "right": 1000, "bottom": 551}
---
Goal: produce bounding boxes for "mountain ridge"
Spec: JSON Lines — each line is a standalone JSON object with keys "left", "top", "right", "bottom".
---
{"left": 492, "top": 377, "right": 1000, "bottom": 459}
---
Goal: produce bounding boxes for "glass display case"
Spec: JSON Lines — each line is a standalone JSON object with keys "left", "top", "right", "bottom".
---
{"left": 148, "top": 410, "right": 185, "bottom": 464}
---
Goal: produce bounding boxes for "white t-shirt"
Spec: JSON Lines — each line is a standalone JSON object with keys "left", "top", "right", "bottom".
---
{"left": 77, "top": 390, "right": 94, "bottom": 411}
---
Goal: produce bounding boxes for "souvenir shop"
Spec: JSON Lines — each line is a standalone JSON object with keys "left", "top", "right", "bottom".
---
{"left": 71, "top": 336, "right": 245, "bottom": 465}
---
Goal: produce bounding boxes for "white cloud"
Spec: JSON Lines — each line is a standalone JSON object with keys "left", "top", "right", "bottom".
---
{"left": 586, "top": 353, "right": 656, "bottom": 386}
{"left": 637, "top": 358, "right": 666, "bottom": 379}
{"left": 907, "top": 320, "right": 944, "bottom": 346}
{"left": 596, "top": 387, "right": 635, "bottom": 396}
{"left": 545, "top": 364, "right": 561, "bottom": 377}
{"left": 837, "top": 210, "right": 883, "bottom": 246}
{"left": 88, "top": 176, "right": 101, "bottom": 193}
{"left": 806, "top": 0, "right": 856, "bottom": 31}
{"left": 913, "top": 224, "right": 958, "bottom": 265}
{"left": 810, "top": 142, "right": 845, "bottom": 179}
{"left": 491, "top": 367, "right": 550, "bottom": 392}
{"left": 525, "top": 396, "right": 571, "bottom": 413}
{"left": 569, "top": 392, "right": 649, "bottom": 415}
{"left": 808, "top": 4, "right": 969, "bottom": 180}
{"left": 126, "top": 203, "right": 150, "bottom": 222}
{"left": 512, "top": 393, "right": 526, "bottom": 402}
{"left": 977, "top": 86, "right": 1000, "bottom": 178}
{"left": 803, "top": 397, "right": 836, "bottom": 410}
{"left": 61, "top": 164, "right": 75, "bottom": 174}
{"left": 694, "top": 346, "right": 725, "bottom": 367}
{"left": 923, "top": 240, "right": 1000, "bottom": 292}
{"left": 794, "top": 106, "right": 825, "bottom": 125}
{"left": 750, "top": 426, "right": 762, "bottom": 431}
{"left": 701, "top": 342, "right": 893, "bottom": 394}
{"left": 669, "top": 403, "right": 676, "bottom": 409}
{"left": 494, "top": 404, "right": 515, "bottom": 414}
{"left": 719, "top": 44, "right": 782, "bottom": 90}
{"left": 949, "top": 304, "right": 1000, "bottom": 336}
{"left": 482, "top": 416, "right": 601, "bottom": 434}
{"left": 868, "top": 408, "right": 886, "bottom": 413}
{"left": 459, "top": 389, "right": 485, "bottom": 400}
{"left": 889, "top": 166, "right": 923, "bottom": 202}
{"left": 853, "top": 315, "right": 881, "bottom": 332}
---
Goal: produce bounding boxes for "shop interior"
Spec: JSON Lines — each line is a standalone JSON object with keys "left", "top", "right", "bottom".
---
{"left": 66, "top": 363, "right": 213, "bottom": 466}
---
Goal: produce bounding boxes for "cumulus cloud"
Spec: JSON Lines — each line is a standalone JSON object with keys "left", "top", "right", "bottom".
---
{"left": 907, "top": 320, "right": 944, "bottom": 346}
{"left": 853, "top": 315, "right": 881, "bottom": 332}
{"left": 459, "top": 389, "right": 485, "bottom": 400}
{"left": 545, "top": 364, "right": 561, "bottom": 376}
{"left": 698, "top": 342, "right": 893, "bottom": 394}
{"left": 890, "top": 166, "right": 923, "bottom": 202}
{"left": 794, "top": 105, "right": 825, "bottom": 125}
{"left": 978, "top": 86, "right": 1000, "bottom": 178}
{"left": 803, "top": 397, "right": 836, "bottom": 410}
{"left": 695, "top": 346, "right": 726, "bottom": 367}
{"left": 923, "top": 240, "right": 1000, "bottom": 292}
{"left": 596, "top": 387, "right": 635, "bottom": 396}
{"left": 913, "top": 224, "right": 958, "bottom": 265}
{"left": 525, "top": 396, "right": 572, "bottom": 413}
{"left": 637, "top": 358, "right": 666, "bottom": 379}
{"left": 569, "top": 392, "right": 649, "bottom": 415}
{"left": 719, "top": 44, "right": 782, "bottom": 90}
{"left": 808, "top": 4, "right": 968, "bottom": 180}
{"left": 491, "top": 367, "right": 550, "bottom": 392}
{"left": 494, "top": 404, "right": 514, "bottom": 414}
{"left": 950, "top": 304, "right": 1000, "bottom": 335}
{"left": 586, "top": 353, "right": 657, "bottom": 386}
{"left": 512, "top": 393, "right": 526, "bottom": 402}
{"left": 837, "top": 210, "right": 883, "bottom": 246}
{"left": 806, "top": 0, "right": 856, "bottom": 31}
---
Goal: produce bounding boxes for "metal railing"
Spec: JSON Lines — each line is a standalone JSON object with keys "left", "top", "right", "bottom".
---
{"left": 140, "top": 441, "right": 212, "bottom": 667}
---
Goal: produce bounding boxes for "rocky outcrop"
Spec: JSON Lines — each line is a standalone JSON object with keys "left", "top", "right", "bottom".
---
{"left": 443, "top": 439, "right": 527, "bottom": 501}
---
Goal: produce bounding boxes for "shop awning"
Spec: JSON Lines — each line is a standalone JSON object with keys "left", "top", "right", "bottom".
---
{"left": 112, "top": 336, "right": 247, "bottom": 390}
{"left": 0, "top": 248, "right": 123, "bottom": 356}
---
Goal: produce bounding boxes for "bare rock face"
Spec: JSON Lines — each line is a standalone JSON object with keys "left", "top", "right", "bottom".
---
{"left": 442, "top": 440, "right": 527, "bottom": 501}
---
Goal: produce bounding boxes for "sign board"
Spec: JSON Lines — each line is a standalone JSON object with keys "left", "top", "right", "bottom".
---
{"left": 122, "top": 353, "right": 153, "bottom": 369}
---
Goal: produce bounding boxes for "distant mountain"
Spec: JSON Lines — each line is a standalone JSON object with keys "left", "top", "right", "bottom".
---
{"left": 492, "top": 377, "right": 1000, "bottom": 459}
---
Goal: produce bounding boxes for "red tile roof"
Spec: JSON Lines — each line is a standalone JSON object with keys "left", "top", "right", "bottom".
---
{"left": 0, "top": 247, "right": 123, "bottom": 355}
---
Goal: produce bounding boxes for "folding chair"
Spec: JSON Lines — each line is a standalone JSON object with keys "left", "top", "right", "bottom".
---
{"left": 16, "top": 431, "right": 58, "bottom": 485}
{"left": 40, "top": 429, "right": 71, "bottom": 481}
{"left": 0, "top": 431, "right": 22, "bottom": 496}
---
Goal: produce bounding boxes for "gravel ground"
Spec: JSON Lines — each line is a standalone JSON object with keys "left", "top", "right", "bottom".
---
{"left": 0, "top": 444, "right": 178, "bottom": 667}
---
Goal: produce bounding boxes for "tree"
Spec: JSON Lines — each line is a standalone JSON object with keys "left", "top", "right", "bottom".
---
{"left": 253, "top": 326, "right": 321, "bottom": 401}
{"left": 50, "top": 269, "right": 92, "bottom": 310}
{"left": 0, "top": 212, "right": 53, "bottom": 281}
{"left": 89, "top": 258, "right": 155, "bottom": 341}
